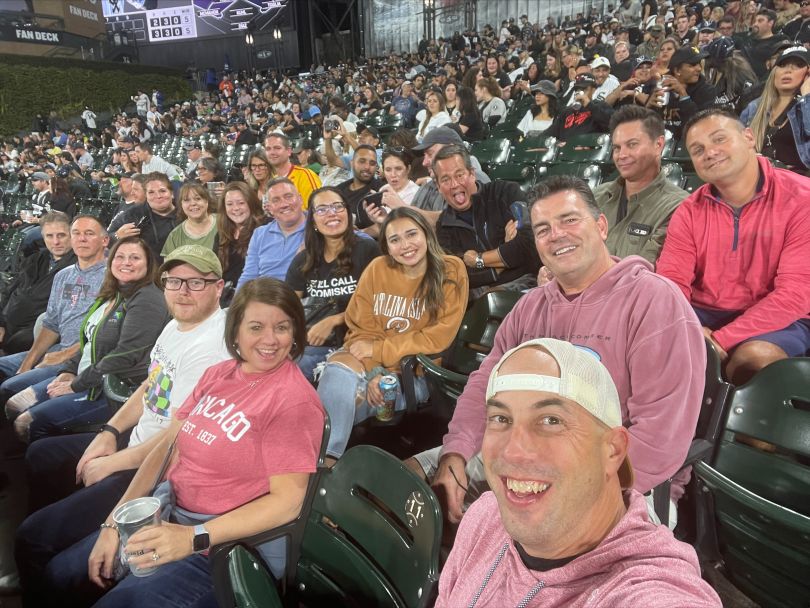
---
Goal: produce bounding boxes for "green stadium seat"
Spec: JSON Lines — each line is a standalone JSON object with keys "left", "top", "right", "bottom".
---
{"left": 555, "top": 133, "right": 612, "bottom": 164}
{"left": 537, "top": 162, "right": 602, "bottom": 190}
{"left": 693, "top": 358, "right": 810, "bottom": 608}
{"left": 662, "top": 162, "right": 684, "bottom": 189}
{"left": 662, "top": 137, "right": 692, "bottom": 167}
{"left": 412, "top": 291, "right": 523, "bottom": 419}
{"left": 682, "top": 172, "right": 704, "bottom": 193}
{"left": 511, "top": 135, "right": 558, "bottom": 166}
{"left": 217, "top": 444, "right": 441, "bottom": 608}
{"left": 469, "top": 137, "right": 511, "bottom": 171}
{"left": 487, "top": 164, "right": 537, "bottom": 191}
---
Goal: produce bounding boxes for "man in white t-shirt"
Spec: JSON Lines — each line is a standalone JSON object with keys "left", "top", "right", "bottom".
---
{"left": 591, "top": 56, "right": 621, "bottom": 102}
{"left": 16, "top": 245, "right": 230, "bottom": 603}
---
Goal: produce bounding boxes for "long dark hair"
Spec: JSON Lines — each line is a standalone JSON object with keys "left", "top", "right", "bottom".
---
{"left": 300, "top": 187, "right": 358, "bottom": 277}
{"left": 379, "top": 207, "right": 459, "bottom": 323}
{"left": 217, "top": 181, "right": 264, "bottom": 271}
{"left": 456, "top": 86, "right": 480, "bottom": 117}
{"left": 96, "top": 237, "right": 159, "bottom": 302}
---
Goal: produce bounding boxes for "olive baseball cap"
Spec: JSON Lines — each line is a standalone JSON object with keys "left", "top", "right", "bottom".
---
{"left": 160, "top": 244, "right": 222, "bottom": 278}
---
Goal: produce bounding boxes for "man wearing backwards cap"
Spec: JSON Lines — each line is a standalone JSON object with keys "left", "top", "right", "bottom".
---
{"left": 415, "top": 174, "right": 704, "bottom": 529}
{"left": 16, "top": 244, "right": 230, "bottom": 606}
{"left": 436, "top": 338, "right": 721, "bottom": 608}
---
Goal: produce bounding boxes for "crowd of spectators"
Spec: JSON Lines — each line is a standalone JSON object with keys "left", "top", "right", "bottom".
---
{"left": 0, "top": 0, "right": 808, "bottom": 605}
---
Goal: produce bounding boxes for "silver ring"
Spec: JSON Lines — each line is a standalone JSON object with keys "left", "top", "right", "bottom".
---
{"left": 152, "top": 551, "right": 160, "bottom": 562}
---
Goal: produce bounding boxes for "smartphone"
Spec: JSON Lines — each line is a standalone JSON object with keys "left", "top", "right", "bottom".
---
{"left": 135, "top": 215, "right": 149, "bottom": 229}
{"left": 510, "top": 201, "right": 529, "bottom": 229}
{"left": 364, "top": 191, "right": 384, "bottom": 208}
{"left": 206, "top": 181, "right": 225, "bottom": 193}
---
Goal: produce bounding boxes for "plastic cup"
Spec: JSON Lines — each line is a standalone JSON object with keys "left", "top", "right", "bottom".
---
{"left": 112, "top": 496, "right": 162, "bottom": 577}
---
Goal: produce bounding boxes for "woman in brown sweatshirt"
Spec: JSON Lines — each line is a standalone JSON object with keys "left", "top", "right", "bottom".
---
{"left": 316, "top": 207, "right": 468, "bottom": 458}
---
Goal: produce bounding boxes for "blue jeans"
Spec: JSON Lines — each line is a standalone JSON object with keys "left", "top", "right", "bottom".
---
{"left": 26, "top": 432, "right": 130, "bottom": 512}
{"left": 296, "top": 345, "right": 333, "bottom": 383}
{"left": 27, "top": 391, "right": 111, "bottom": 442}
{"left": 39, "top": 501, "right": 275, "bottom": 608}
{"left": 316, "top": 362, "right": 428, "bottom": 458}
{"left": 0, "top": 351, "right": 61, "bottom": 407}
{"left": 16, "top": 470, "right": 136, "bottom": 607}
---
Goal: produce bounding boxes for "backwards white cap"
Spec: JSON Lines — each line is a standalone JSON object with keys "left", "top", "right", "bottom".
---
{"left": 486, "top": 338, "right": 633, "bottom": 489}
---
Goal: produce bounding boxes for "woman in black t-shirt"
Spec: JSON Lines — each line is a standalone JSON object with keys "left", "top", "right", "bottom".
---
{"left": 286, "top": 187, "right": 380, "bottom": 381}
{"left": 454, "top": 86, "right": 487, "bottom": 142}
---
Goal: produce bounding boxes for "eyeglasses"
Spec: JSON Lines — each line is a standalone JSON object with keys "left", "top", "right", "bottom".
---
{"left": 312, "top": 202, "right": 347, "bottom": 216}
{"left": 161, "top": 276, "right": 219, "bottom": 291}
{"left": 249, "top": 164, "right": 268, "bottom": 170}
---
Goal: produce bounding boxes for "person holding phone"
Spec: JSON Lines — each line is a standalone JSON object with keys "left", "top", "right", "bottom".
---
{"left": 161, "top": 183, "right": 218, "bottom": 257}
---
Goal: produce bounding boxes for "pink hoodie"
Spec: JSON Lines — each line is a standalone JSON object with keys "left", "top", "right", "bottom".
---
{"left": 436, "top": 491, "right": 722, "bottom": 608}
{"left": 656, "top": 157, "right": 810, "bottom": 352}
{"left": 442, "top": 256, "right": 705, "bottom": 498}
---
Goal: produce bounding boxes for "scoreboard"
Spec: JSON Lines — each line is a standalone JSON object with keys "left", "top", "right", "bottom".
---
{"left": 103, "top": 0, "right": 290, "bottom": 43}
{"left": 146, "top": 5, "right": 197, "bottom": 42}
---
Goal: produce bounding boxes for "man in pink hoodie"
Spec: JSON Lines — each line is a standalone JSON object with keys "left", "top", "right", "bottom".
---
{"left": 410, "top": 174, "right": 705, "bottom": 527}
{"left": 436, "top": 338, "right": 721, "bottom": 608}
{"left": 657, "top": 107, "right": 810, "bottom": 385}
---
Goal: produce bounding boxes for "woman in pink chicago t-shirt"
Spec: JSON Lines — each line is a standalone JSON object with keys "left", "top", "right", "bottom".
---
{"left": 86, "top": 278, "right": 325, "bottom": 607}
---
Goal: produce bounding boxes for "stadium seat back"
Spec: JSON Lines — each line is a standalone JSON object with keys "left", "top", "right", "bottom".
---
{"left": 694, "top": 358, "right": 810, "bottom": 608}
{"left": 555, "top": 133, "right": 611, "bottom": 164}
{"left": 226, "top": 445, "right": 441, "bottom": 608}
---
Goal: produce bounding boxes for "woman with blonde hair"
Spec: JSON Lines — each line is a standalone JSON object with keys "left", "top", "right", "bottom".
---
{"left": 741, "top": 47, "right": 810, "bottom": 173}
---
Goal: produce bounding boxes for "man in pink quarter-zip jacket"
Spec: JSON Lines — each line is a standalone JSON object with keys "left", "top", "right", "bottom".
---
{"left": 657, "top": 107, "right": 810, "bottom": 385}
{"left": 435, "top": 338, "right": 721, "bottom": 608}
{"left": 410, "top": 175, "right": 705, "bottom": 527}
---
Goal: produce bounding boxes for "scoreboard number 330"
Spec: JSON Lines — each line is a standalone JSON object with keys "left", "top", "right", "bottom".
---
{"left": 147, "top": 6, "right": 197, "bottom": 42}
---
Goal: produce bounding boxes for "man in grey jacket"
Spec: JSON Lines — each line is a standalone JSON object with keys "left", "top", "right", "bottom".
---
{"left": 593, "top": 106, "right": 687, "bottom": 264}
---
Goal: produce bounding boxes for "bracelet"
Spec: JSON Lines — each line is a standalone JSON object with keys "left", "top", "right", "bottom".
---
{"left": 365, "top": 366, "right": 387, "bottom": 381}
{"left": 99, "top": 423, "right": 121, "bottom": 440}
{"left": 100, "top": 522, "right": 118, "bottom": 533}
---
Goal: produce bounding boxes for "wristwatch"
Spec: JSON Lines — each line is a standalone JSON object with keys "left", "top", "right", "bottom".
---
{"left": 192, "top": 524, "right": 210, "bottom": 553}
{"left": 475, "top": 253, "right": 485, "bottom": 269}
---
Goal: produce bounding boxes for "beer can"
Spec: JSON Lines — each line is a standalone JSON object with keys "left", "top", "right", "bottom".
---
{"left": 656, "top": 78, "right": 669, "bottom": 107}
{"left": 377, "top": 374, "right": 398, "bottom": 422}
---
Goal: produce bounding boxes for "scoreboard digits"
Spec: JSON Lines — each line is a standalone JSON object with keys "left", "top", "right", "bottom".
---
{"left": 146, "top": 6, "right": 196, "bottom": 42}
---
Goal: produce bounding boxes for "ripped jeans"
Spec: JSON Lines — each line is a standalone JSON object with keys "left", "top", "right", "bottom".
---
{"left": 316, "top": 361, "right": 428, "bottom": 458}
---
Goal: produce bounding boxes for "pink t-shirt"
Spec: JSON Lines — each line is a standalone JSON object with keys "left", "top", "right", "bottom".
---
{"left": 169, "top": 358, "right": 325, "bottom": 514}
